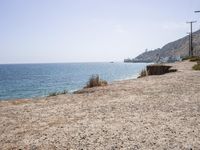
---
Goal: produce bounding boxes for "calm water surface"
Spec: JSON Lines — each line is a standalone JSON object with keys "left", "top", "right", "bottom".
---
{"left": 0, "top": 62, "right": 148, "bottom": 100}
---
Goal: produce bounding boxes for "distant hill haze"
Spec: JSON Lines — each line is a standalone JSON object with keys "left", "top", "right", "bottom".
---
{"left": 135, "top": 29, "right": 200, "bottom": 62}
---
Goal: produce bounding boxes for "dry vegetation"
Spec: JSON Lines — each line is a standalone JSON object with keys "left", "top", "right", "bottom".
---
{"left": 48, "top": 90, "right": 68, "bottom": 97}
{"left": 138, "top": 69, "right": 148, "bottom": 78}
{"left": 192, "top": 63, "right": 200, "bottom": 70}
{"left": 84, "top": 75, "right": 107, "bottom": 88}
{"left": 190, "top": 57, "right": 200, "bottom": 62}
{"left": 182, "top": 56, "right": 200, "bottom": 62}
{"left": 184, "top": 56, "right": 200, "bottom": 70}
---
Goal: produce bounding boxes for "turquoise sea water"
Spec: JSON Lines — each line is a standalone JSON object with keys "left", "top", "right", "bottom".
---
{"left": 0, "top": 62, "right": 148, "bottom": 100}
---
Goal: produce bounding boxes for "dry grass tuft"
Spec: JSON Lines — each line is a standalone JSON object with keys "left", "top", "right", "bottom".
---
{"left": 84, "top": 75, "right": 108, "bottom": 88}
{"left": 48, "top": 90, "right": 68, "bottom": 97}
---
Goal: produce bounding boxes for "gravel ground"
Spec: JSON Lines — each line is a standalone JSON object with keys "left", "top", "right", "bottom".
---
{"left": 0, "top": 61, "right": 200, "bottom": 150}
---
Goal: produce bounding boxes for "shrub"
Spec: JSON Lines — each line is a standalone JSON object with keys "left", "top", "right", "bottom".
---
{"left": 48, "top": 92, "right": 58, "bottom": 97}
{"left": 60, "top": 90, "right": 68, "bottom": 94}
{"left": 189, "top": 56, "right": 200, "bottom": 62}
{"left": 182, "top": 56, "right": 192, "bottom": 61}
{"left": 182, "top": 56, "right": 200, "bottom": 62}
{"left": 48, "top": 89, "right": 68, "bottom": 97}
{"left": 192, "top": 63, "right": 200, "bottom": 70}
{"left": 84, "top": 75, "right": 108, "bottom": 88}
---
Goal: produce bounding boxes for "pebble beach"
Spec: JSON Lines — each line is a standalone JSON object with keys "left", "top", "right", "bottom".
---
{"left": 0, "top": 61, "right": 200, "bottom": 149}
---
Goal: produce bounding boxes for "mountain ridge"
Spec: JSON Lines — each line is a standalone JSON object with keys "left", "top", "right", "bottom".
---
{"left": 134, "top": 29, "right": 200, "bottom": 62}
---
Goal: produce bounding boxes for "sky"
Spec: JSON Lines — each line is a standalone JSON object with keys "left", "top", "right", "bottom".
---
{"left": 0, "top": 0, "right": 200, "bottom": 64}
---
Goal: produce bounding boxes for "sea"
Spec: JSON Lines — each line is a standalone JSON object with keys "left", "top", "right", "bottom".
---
{"left": 0, "top": 62, "right": 149, "bottom": 100}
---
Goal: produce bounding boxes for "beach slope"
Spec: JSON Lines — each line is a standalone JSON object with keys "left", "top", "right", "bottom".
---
{"left": 0, "top": 61, "right": 200, "bottom": 149}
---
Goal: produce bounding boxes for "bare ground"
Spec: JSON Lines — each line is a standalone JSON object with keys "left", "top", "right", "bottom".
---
{"left": 0, "top": 61, "right": 200, "bottom": 150}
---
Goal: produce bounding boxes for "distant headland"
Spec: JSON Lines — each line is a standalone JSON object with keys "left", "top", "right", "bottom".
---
{"left": 124, "top": 29, "right": 200, "bottom": 63}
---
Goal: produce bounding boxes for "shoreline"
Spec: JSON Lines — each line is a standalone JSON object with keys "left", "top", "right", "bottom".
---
{"left": 1, "top": 60, "right": 200, "bottom": 149}
{"left": 0, "top": 71, "right": 142, "bottom": 102}
{"left": 0, "top": 60, "right": 190, "bottom": 103}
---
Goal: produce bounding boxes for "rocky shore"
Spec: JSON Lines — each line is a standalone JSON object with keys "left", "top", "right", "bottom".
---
{"left": 0, "top": 61, "right": 200, "bottom": 149}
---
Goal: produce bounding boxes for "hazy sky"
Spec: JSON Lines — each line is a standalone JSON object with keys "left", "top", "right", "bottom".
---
{"left": 1, "top": 0, "right": 200, "bottom": 64}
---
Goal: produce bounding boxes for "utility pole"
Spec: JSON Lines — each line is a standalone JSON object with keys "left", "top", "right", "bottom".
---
{"left": 186, "top": 21, "right": 197, "bottom": 56}
{"left": 187, "top": 32, "right": 191, "bottom": 56}
{"left": 195, "top": 11, "right": 200, "bottom": 56}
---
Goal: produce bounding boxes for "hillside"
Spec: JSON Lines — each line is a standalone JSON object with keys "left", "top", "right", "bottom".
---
{"left": 134, "top": 29, "right": 200, "bottom": 62}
